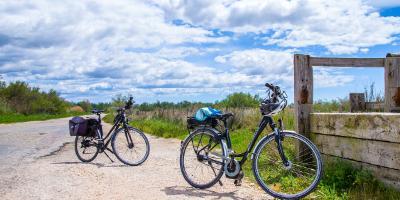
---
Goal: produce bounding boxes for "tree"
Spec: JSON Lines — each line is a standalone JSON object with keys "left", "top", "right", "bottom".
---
{"left": 216, "top": 92, "right": 260, "bottom": 108}
{"left": 77, "top": 100, "right": 92, "bottom": 112}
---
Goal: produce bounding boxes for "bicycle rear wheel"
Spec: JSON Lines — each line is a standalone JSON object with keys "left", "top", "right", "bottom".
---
{"left": 252, "top": 131, "right": 323, "bottom": 199}
{"left": 111, "top": 127, "right": 150, "bottom": 166}
{"left": 74, "top": 136, "right": 99, "bottom": 162}
{"left": 180, "top": 129, "right": 225, "bottom": 189}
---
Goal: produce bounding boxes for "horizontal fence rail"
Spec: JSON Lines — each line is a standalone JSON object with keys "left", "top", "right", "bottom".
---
{"left": 310, "top": 57, "right": 385, "bottom": 67}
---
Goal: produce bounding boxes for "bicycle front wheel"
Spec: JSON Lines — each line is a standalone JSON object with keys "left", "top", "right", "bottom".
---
{"left": 111, "top": 127, "right": 150, "bottom": 166}
{"left": 252, "top": 131, "right": 323, "bottom": 199}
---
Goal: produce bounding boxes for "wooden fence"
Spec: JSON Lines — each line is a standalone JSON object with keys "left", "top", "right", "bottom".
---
{"left": 294, "top": 54, "right": 400, "bottom": 189}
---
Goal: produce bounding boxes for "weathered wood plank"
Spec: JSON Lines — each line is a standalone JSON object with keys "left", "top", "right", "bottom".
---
{"left": 310, "top": 57, "right": 384, "bottom": 67}
{"left": 311, "top": 133, "right": 400, "bottom": 170}
{"left": 349, "top": 93, "right": 365, "bottom": 112}
{"left": 365, "top": 102, "right": 384, "bottom": 111}
{"left": 310, "top": 113, "right": 400, "bottom": 143}
{"left": 385, "top": 56, "right": 400, "bottom": 112}
{"left": 294, "top": 54, "right": 313, "bottom": 157}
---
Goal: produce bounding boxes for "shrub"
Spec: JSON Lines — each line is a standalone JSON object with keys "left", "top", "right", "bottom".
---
{"left": 69, "top": 106, "right": 84, "bottom": 113}
{"left": 0, "top": 81, "right": 68, "bottom": 115}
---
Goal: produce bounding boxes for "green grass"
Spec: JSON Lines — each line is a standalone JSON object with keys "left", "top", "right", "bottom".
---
{"left": 0, "top": 112, "right": 86, "bottom": 123}
{"left": 123, "top": 116, "right": 400, "bottom": 199}
{"left": 129, "top": 118, "right": 188, "bottom": 140}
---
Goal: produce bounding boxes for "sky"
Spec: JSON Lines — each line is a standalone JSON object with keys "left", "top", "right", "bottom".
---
{"left": 0, "top": 0, "right": 400, "bottom": 103}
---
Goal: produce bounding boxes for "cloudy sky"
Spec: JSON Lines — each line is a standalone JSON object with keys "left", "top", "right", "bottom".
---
{"left": 1, "top": 0, "right": 400, "bottom": 103}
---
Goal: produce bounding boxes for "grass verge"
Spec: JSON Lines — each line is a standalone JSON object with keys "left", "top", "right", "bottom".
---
{"left": 0, "top": 112, "right": 86, "bottom": 124}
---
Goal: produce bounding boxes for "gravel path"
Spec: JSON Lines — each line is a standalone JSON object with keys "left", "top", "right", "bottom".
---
{"left": 0, "top": 117, "right": 271, "bottom": 199}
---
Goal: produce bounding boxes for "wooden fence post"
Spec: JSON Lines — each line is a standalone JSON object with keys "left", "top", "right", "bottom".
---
{"left": 384, "top": 54, "right": 400, "bottom": 112}
{"left": 350, "top": 93, "right": 366, "bottom": 112}
{"left": 294, "top": 54, "right": 313, "bottom": 157}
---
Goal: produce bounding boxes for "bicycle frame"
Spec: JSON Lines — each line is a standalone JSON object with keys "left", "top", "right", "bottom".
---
{"left": 219, "top": 115, "right": 288, "bottom": 167}
{"left": 93, "top": 110, "right": 131, "bottom": 152}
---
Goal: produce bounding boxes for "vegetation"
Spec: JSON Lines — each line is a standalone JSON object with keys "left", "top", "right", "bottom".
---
{"left": 0, "top": 80, "right": 68, "bottom": 115}
{"left": 0, "top": 78, "right": 108, "bottom": 123}
{"left": 215, "top": 92, "right": 260, "bottom": 108}
{"left": 0, "top": 112, "right": 84, "bottom": 124}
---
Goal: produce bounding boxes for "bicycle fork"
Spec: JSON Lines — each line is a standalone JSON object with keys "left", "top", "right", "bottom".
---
{"left": 274, "top": 128, "right": 290, "bottom": 168}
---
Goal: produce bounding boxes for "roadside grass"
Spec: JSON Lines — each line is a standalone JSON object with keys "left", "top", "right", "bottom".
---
{"left": 0, "top": 112, "right": 86, "bottom": 124}
{"left": 120, "top": 114, "right": 400, "bottom": 199}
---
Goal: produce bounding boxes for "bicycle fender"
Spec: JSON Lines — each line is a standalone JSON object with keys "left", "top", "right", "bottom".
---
{"left": 180, "top": 127, "right": 222, "bottom": 149}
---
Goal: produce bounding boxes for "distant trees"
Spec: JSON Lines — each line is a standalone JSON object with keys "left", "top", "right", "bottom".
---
{"left": 77, "top": 100, "right": 92, "bottom": 112}
{"left": 130, "top": 92, "right": 260, "bottom": 112}
{"left": 215, "top": 92, "right": 260, "bottom": 108}
{"left": 0, "top": 80, "right": 68, "bottom": 115}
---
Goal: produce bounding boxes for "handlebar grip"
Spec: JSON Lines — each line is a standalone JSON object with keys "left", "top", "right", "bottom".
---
{"left": 265, "top": 83, "right": 274, "bottom": 90}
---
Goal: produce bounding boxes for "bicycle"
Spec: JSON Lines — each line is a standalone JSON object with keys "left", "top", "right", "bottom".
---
{"left": 179, "top": 83, "right": 323, "bottom": 199}
{"left": 74, "top": 97, "right": 150, "bottom": 166}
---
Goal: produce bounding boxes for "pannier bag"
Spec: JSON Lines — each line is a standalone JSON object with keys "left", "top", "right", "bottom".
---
{"left": 187, "top": 116, "right": 218, "bottom": 130}
{"left": 69, "top": 117, "right": 97, "bottom": 137}
{"left": 187, "top": 107, "right": 221, "bottom": 130}
{"left": 194, "top": 107, "right": 222, "bottom": 121}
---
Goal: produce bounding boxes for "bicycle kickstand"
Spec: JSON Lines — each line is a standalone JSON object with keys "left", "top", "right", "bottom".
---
{"left": 234, "top": 171, "right": 244, "bottom": 186}
{"left": 103, "top": 148, "right": 114, "bottom": 163}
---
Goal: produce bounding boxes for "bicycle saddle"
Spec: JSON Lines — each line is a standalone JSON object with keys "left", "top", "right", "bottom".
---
{"left": 92, "top": 109, "right": 104, "bottom": 114}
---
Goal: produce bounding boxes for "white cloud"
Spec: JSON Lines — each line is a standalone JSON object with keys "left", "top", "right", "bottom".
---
{"left": 153, "top": 0, "right": 400, "bottom": 54}
{"left": 215, "top": 49, "right": 354, "bottom": 88}
{"left": 314, "top": 68, "right": 354, "bottom": 88}
{"left": 215, "top": 49, "right": 293, "bottom": 77}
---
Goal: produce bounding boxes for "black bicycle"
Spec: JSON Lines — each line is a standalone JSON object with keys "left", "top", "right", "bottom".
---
{"left": 74, "top": 97, "right": 150, "bottom": 166}
{"left": 179, "top": 83, "right": 323, "bottom": 199}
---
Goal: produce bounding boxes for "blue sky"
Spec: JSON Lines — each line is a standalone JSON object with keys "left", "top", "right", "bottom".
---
{"left": 0, "top": 0, "right": 400, "bottom": 103}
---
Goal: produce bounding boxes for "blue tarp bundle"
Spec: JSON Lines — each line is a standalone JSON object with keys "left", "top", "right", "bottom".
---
{"left": 194, "top": 107, "right": 222, "bottom": 122}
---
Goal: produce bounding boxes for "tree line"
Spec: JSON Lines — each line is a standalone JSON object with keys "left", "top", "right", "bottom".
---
{"left": 0, "top": 79, "right": 110, "bottom": 115}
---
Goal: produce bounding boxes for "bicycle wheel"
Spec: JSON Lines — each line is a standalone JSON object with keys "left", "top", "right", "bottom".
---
{"left": 74, "top": 136, "right": 99, "bottom": 162}
{"left": 252, "top": 131, "right": 323, "bottom": 199}
{"left": 111, "top": 127, "right": 150, "bottom": 166}
{"left": 180, "top": 129, "right": 225, "bottom": 189}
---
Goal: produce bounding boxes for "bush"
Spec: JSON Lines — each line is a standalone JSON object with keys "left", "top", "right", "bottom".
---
{"left": 69, "top": 106, "right": 84, "bottom": 113}
{"left": 0, "top": 81, "right": 68, "bottom": 115}
{"left": 77, "top": 100, "right": 92, "bottom": 112}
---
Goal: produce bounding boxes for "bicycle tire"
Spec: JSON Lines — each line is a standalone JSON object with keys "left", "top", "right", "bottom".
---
{"left": 252, "top": 131, "right": 323, "bottom": 199}
{"left": 74, "top": 136, "right": 99, "bottom": 162}
{"left": 111, "top": 127, "right": 150, "bottom": 166}
{"left": 180, "top": 128, "right": 226, "bottom": 189}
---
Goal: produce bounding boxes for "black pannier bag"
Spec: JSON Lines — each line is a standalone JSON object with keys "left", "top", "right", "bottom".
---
{"left": 187, "top": 116, "right": 218, "bottom": 130}
{"left": 86, "top": 118, "right": 100, "bottom": 137}
{"left": 69, "top": 117, "right": 97, "bottom": 137}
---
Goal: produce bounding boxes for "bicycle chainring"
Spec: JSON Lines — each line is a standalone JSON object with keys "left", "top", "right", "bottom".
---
{"left": 224, "top": 159, "right": 241, "bottom": 178}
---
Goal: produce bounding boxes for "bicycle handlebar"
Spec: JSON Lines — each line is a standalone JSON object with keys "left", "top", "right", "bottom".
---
{"left": 125, "top": 97, "right": 134, "bottom": 109}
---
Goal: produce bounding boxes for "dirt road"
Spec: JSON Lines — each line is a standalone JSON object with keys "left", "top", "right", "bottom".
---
{"left": 0, "top": 117, "right": 271, "bottom": 200}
